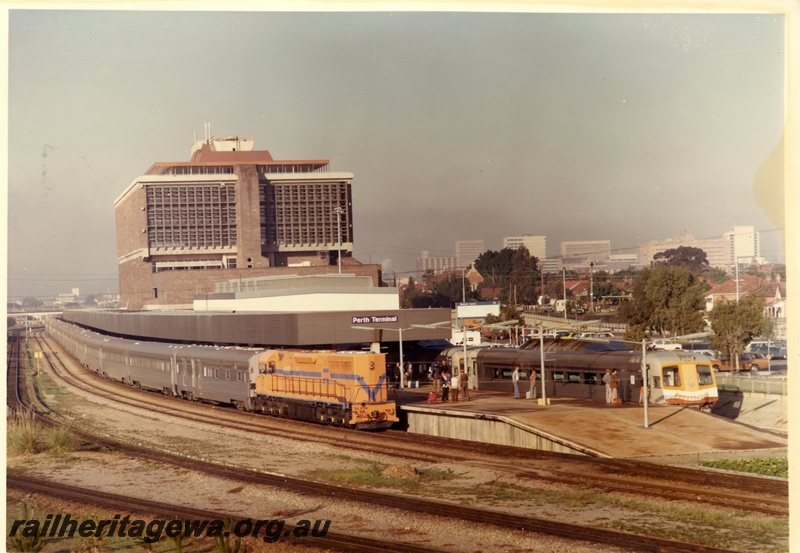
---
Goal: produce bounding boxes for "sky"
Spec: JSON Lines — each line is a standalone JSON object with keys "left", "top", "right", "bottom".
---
{"left": 3, "top": 2, "right": 795, "bottom": 299}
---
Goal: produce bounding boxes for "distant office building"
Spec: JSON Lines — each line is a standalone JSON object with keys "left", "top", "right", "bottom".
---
{"left": 503, "top": 235, "right": 547, "bottom": 260}
{"left": 115, "top": 135, "right": 380, "bottom": 309}
{"left": 416, "top": 250, "right": 457, "bottom": 275}
{"left": 560, "top": 240, "right": 611, "bottom": 269}
{"left": 639, "top": 228, "right": 761, "bottom": 270}
{"left": 724, "top": 225, "right": 763, "bottom": 265}
{"left": 606, "top": 252, "right": 640, "bottom": 271}
{"left": 539, "top": 257, "right": 563, "bottom": 274}
{"left": 455, "top": 239, "right": 485, "bottom": 269}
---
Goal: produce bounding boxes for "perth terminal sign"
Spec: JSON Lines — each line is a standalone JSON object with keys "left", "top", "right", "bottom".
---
{"left": 352, "top": 315, "right": 399, "bottom": 324}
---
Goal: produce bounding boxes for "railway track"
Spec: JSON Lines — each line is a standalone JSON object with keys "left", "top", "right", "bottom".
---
{"left": 36, "top": 331, "right": 788, "bottom": 517}
{"left": 7, "top": 475, "right": 450, "bottom": 553}
{"left": 11, "top": 331, "right": 785, "bottom": 551}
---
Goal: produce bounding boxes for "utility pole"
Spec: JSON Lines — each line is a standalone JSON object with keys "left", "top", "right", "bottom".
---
{"left": 562, "top": 268, "right": 567, "bottom": 321}
{"left": 333, "top": 207, "right": 344, "bottom": 274}
{"left": 590, "top": 262, "right": 594, "bottom": 314}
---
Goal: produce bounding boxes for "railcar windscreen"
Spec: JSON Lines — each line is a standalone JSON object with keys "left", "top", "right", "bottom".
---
{"left": 697, "top": 364, "right": 714, "bottom": 386}
{"left": 662, "top": 365, "right": 682, "bottom": 387}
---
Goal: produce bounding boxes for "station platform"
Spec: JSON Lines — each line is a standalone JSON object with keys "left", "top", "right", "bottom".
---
{"left": 391, "top": 386, "right": 788, "bottom": 462}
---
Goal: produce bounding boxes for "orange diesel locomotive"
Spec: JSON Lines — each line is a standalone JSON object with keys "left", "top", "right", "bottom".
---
{"left": 254, "top": 349, "right": 397, "bottom": 429}
{"left": 46, "top": 318, "right": 397, "bottom": 430}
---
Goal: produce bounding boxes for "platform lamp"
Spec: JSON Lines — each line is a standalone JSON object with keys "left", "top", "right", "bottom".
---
{"left": 352, "top": 325, "right": 413, "bottom": 389}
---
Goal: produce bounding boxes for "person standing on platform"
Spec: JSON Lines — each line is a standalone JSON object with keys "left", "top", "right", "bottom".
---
{"left": 603, "top": 368, "right": 612, "bottom": 404}
{"left": 610, "top": 369, "right": 620, "bottom": 402}
{"left": 441, "top": 370, "right": 450, "bottom": 402}
{"left": 460, "top": 369, "right": 470, "bottom": 401}
{"left": 512, "top": 366, "right": 520, "bottom": 399}
{"left": 639, "top": 370, "right": 649, "bottom": 404}
{"left": 529, "top": 368, "right": 537, "bottom": 400}
{"left": 432, "top": 362, "right": 442, "bottom": 393}
{"left": 451, "top": 372, "right": 460, "bottom": 402}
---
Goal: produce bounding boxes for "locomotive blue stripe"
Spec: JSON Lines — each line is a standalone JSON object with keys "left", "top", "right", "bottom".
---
{"left": 357, "top": 374, "right": 387, "bottom": 401}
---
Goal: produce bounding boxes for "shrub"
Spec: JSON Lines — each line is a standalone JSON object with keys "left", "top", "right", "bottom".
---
{"left": 7, "top": 412, "right": 46, "bottom": 455}
{"left": 48, "top": 426, "right": 76, "bottom": 454}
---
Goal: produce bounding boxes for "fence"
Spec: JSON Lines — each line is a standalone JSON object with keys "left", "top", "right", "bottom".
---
{"left": 714, "top": 373, "right": 788, "bottom": 395}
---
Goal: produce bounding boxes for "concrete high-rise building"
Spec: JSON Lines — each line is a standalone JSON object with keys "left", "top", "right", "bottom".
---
{"left": 503, "top": 235, "right": 547, "bottom": 260}
{"left": 455, "top": 239, "right": 485, "bottom": 269}
{"left": 115, "top": 135, "right": 380, "bottom": 309}
{"left": 416, "top": 250, "right": 457, "bottom": 275}
{"left": 639, "top": 233, "right": 730, "bottom": 269}
{"left": 724, "top": 225, "right": 763, "bottom": 265}
{"left": 560, "top": 240, "right": 611, "bottom": 268}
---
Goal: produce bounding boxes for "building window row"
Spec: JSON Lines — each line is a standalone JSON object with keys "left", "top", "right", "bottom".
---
{"left": 160, "top": 165, "right": 235, "bottom": 175}
{"left": 146, "top": 184, "right": 237, "bottom": 249}
{"left": 257, "top": 163, "right": 329, "bottom": 174}
{"left": 260, "top": 181, "right": 351, "bottom": 248}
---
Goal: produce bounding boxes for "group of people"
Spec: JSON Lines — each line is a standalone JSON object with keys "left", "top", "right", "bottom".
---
{"left": 602, "top": 368, "right": 620, "bottom": 404}
{"left": 603, "top": 368, "right": 649, "bottom": 404}
{"left": 428, "top": 360, "right": 470, "bottom": 403}
{"left": 511, "top": 366, "right": 538, "bottom": 400}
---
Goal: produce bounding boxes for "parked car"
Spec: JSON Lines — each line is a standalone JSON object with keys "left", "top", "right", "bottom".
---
{"left": 694, "top": 351, "right": 722, "bottom": 371}
{"left": 578, "top": 331, "right": 615, "bottom": 340}
{"left": 749, "top": 343, "right": 787, "bottom": 360}
{"left": 546, "top": 330, "right": 574, "bottom": 339}
{"left": 716, "top": 352, "right": 770, "bottom": 372}
{"left": 648, "top": 338, "right": 682, "bottom": 351}
{"left": 746, "top": 340, "right": 786, "bottom": 352}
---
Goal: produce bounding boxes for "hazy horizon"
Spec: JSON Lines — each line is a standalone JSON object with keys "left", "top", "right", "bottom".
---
{"left": 5, "top": 5, "right": 788, "bottom": 299}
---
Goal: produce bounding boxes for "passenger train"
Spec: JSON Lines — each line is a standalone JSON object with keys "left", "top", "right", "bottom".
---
{"left": 46, "top": 318, "right": 398, "bottom": 429}
{"left": 437, "top": 338, "right": 719, "bottom": 407}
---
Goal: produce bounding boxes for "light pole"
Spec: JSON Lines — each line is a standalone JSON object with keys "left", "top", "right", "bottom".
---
{"left": 589, "top": 262, "right": 594, "bottom": 314}
{"left": 539, "top": 325, "right": 546, "bottom": 405}
{"left": 562, "top": 268, "right": 567, "bottom": 321}
{"left": 352, "top": 325, "right": 411, "bottom": 388}
{"left": 333, "top": 207, "right": 345, "bottom": 274}
{"left": 641, "top": 338, "right": 649, "bottom": 428}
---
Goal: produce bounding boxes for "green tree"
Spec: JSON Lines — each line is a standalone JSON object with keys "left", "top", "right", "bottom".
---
{"left": 507, "top": 246, "right": 538, "bottom": 307}
{"left": 708, "top": 295, "right": 770, "bottom": 368}
{"left": 474, "top": 248, "right": 515, "bottom": 296}
{"left": 769, "top": 265, "right": 786, "bottom": 282}
{"left": 701, "top": 267, "right": 730, "bottom": 285}
{"left": 432, "top": 273, "right": 472, "bottom": 308}
{"left": 618, "top": 265, "right": 707, "bottom": 338}
{"left": 421, "top": 269, "right": 437, "bottom": 293}
{"left": 652, "top": 246, "right": 709, "bottom": 273}
{"left": 593, "top": 280, "right": 625, "bottom": 307}
{"left": 21, "top": 297, "right": 42, "bottom": 308}
{"left": 401, "top": 277, "right": 418, "bottom": 308}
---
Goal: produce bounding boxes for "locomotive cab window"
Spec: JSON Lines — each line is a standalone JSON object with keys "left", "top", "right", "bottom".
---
{"left": 662, "top": 365, "right": 681, "bottom": 387}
